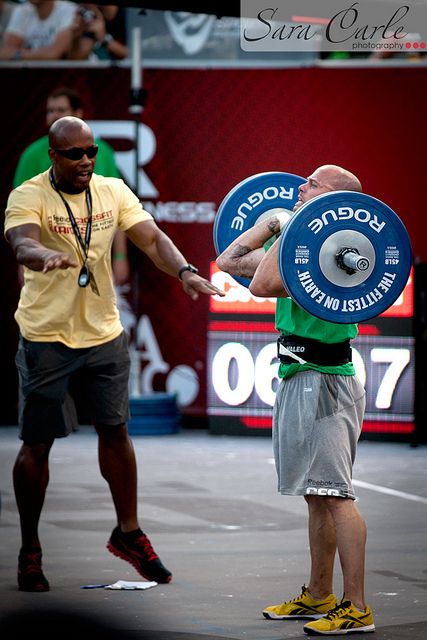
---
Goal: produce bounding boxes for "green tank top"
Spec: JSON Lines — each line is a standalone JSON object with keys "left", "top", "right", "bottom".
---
{"left": 275, "top": 297, "right": 358, "bottom": 379}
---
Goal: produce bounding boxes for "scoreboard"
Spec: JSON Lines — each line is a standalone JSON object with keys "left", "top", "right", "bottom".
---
{"left": 207, "top": 264, "right": 415, "bottom": 437}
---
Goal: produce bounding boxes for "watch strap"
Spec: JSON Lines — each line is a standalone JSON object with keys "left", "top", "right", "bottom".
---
{"left": 178, "top": 264, "right": 198, "bottom": 280}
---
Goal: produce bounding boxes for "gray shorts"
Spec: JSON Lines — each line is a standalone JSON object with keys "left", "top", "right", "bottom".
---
{"left": 272, "top": 371, "right": 365, "bottom": 500}
{"left": 16, "top": 332, "right": 130, "bottom": 443}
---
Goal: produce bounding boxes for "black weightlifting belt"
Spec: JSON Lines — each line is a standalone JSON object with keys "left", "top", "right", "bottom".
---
{"left": 277, "top": 334, "right": 352, "bottom": 366}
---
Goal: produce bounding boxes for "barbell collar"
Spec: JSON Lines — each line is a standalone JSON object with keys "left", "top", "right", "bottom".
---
{"left": 336, "top": 247, "right": 370, "bottom": 274}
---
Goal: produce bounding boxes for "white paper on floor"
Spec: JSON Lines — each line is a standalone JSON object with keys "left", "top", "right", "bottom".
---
{"left": 105, "top": 580, "right": 158, "bottom": 590}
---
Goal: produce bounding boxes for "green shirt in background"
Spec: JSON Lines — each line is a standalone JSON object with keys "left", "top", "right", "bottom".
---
{"left": 13, "top": 135, "right": 120, "bottom": 188}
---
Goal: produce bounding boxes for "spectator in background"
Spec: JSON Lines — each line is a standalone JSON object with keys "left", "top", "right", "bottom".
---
{"left": 14, "top": 86, "right": 131, "bottom": 291}
{"left": 68, "top": 4, "right": 128, "bottom": 61}
{"left": 99, "top": 4, "right": 127, "bottom": 49}
{"left": 0, "top": 0, "right": 77, "bottom": 60}
{"left": 0, "top": 0, "right": 16, "bottom": 46}
{"left": 14, "top": 86, "right": 119, "bottom": 187}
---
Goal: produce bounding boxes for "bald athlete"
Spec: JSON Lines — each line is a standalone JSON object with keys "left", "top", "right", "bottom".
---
{"left": 216, "top": 165, "right": 375, "bottom": 636}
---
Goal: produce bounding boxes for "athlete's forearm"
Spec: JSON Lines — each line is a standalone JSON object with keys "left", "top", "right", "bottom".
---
{"left": 216, "top": 214, "right": 281, "bottom": 278}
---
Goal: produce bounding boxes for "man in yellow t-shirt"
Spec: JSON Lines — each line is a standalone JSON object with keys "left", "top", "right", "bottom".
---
{"left": 13, "top": 85, "right": 131, "bottom": 291}
{"left": 4, "top": 116, "right": 224, "bottom": 593}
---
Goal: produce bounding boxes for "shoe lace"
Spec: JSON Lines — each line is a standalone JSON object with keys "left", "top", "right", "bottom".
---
{"left": 324, "top": 600, "right": 352, "bottom": 620}
{"left": 287, "top": 585, "right": 309, "bottom": 604}
{"left": 136, "top": 534, "right": 158, "bottom": 561}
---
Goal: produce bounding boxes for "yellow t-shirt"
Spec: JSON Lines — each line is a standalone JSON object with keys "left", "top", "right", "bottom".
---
{"left": 4, "top": 170, "right": 153, "bottom": 348}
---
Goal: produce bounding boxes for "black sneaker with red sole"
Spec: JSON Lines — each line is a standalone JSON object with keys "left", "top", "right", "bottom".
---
{"left": 107, "top": 527, "right": 172, "bottom": 584}
{"left": 18, "top": 547, "right": 50, "bottom": 592}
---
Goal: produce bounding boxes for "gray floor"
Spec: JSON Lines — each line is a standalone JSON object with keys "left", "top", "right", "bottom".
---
{"left": 0, "top": 426, "right": 426, "bottom": 639}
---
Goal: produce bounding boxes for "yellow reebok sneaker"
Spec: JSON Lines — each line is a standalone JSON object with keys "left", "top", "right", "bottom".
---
{"left": 263, "top": 584, "right": 337, "bottom": 620}
{"left": 303, "top": 599, "right": 375, "bottom": 635}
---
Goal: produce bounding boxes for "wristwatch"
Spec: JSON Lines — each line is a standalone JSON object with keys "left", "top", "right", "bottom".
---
{"left": 178, "top": 264, "right": 199, "bottom": 280}
{"left": 101, "top": 33, "right": 113, "bottom": 47}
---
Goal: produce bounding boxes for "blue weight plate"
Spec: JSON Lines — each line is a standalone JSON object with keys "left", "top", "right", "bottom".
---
{"left": 214, "top": 171, "right": 305, "bottom": 287}
{"left": 278, "top": 191, "right": 412, "bottom": 323}
{"left": 128, "top": 416, "right": 180, "bottom": 436}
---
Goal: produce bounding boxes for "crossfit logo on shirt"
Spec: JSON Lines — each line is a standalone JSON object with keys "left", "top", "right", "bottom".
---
{"left": 93, "top": 210, "right": 114, "bottom": 231}
{"left": 48, "top": 214, "right": 82, "bottom": 235}
{"left": 48, "top": 210, "right": 114, "bottom": 235}
{"left": 93, "top": 210, "right": 113, "bottom": 222}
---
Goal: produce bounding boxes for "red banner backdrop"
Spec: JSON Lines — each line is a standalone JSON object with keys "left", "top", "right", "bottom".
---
{"left": 0, "top": 65, "right": 426, "bottom": 424}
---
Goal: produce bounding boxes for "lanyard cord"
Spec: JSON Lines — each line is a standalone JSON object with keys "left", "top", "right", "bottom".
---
{"left": 49, "top": 169, "right": 93, "bottom": 265}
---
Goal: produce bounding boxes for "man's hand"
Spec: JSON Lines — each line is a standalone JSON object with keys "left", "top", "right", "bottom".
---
{"left": 6, "top": 225, "right": 79, "bottom": 273}
{"left": 180, "top": 272, "right": 225, "bottom": 301}
{"left": 41, "top": 250, "right": 79, "bottom": 273}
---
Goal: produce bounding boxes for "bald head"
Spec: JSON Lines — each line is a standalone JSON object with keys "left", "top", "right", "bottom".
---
{"left": 48, "top": 116, "right": 93, "bottom": 148}
{"left": 48, "top": 116, "right": 96, "bottom": 194}
{"left": 294, "top": 164, "right": 363, "bottom": 212}
{"left": 316, "top": 164, "right": 362, "bottom": 192}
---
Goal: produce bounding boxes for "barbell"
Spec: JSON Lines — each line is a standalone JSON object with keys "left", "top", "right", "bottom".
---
{"left": 213, "top": 172, "right": 412, "bottom": 324}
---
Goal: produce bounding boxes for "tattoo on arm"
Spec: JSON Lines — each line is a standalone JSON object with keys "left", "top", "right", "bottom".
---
{"left": 268, "top": 219, "right": 280, "bottom": 234}
{"left": 225, "top": 243, "right": 263, "bottom": 278}
{"left": 231, "top": 243, "right": 252, "bottom": 259}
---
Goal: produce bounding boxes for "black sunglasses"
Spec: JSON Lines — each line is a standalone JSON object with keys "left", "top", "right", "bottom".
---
{"left": 52, "top": 145, "right": 99, "bottom": 160}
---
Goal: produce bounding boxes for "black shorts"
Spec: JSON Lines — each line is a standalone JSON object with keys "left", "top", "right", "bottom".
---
{"left": 16, "top": 332, "right": 131, "bottom": 443}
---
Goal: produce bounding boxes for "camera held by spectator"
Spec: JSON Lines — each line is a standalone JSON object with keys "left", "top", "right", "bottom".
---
{"left": 68, "top": 4, "right": 128, "bottom": 60}
{"left": 78, "top": 6, "right": 97, "bottom": 23}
